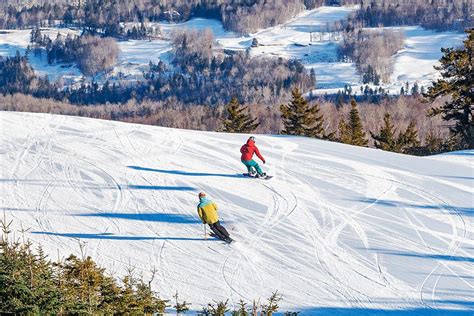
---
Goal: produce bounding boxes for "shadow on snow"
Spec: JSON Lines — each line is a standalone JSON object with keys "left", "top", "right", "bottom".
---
{"left": 353, "top": 197, "right": 473, "bottom": 216}
{"left": 0, "top": 178, "right": 196, "bottom": 191}
{"left": 75, "top": 212, "right": 198, "bottom": 224}
{"left": 295, "top": 306, "right": 474, "bottom": 315}
{"left": 363, "top": 248, "right": 474, "bottom": 263}
{"left": 127, "top": 185, "right": 196, "bottom": 191}
{"left": 31, "top": 231, "right": 213, "bottom": 241}
{"left": 437, "top": 175, "right": 474, "bottom": 181}
{"left": 128, "top": 165, "right": 243, "bottom": 178}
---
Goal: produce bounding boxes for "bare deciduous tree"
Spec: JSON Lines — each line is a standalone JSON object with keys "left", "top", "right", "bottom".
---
{"left": 77, "top": 36, "right": 119, "bottom": 77}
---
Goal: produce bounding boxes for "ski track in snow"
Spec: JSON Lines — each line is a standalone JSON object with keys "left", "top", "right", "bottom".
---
{"left": 1, "top": 112, "right": 473, "bottom": 314}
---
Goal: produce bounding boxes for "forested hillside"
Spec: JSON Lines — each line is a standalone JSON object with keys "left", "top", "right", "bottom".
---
{"left": 1, "top": 0, "right": 471, "bottom": 34}
{"left": 350, "top": 0, "right": 472, "bottom": 31}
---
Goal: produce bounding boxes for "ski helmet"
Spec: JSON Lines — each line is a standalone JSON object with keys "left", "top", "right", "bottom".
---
{"left": 198, "top": 192, "right": 206, "bottom": 198}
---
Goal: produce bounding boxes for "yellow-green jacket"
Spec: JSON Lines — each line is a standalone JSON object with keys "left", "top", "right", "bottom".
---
{"left": 197, "top": 197, "right": 219, "bottom": 224}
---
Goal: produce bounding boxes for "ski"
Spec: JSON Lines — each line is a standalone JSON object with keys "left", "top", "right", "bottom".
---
{"left": 209, "top": 232, "right": 234, "bottom": 244}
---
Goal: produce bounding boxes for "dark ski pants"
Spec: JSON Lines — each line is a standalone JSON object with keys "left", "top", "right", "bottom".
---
{"left": 209, "top": 221, "right": 230, "bottom": 240}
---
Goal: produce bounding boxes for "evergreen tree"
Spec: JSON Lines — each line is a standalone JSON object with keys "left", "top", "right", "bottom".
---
{"left": 261, "top": 291, "right": 282, "bottom": 316}
{"left": 425, "top": 29, "right": 473, "bottom": 149}
{"left": 337, "top": 118, "right": 352, "bottom": 144}
{"left": 32, "top": 246, "right": 62, "bottom": 313}
{"left": 280, "top": 88, "right": 325, "bottom": 138}
{"left": 1, "top": 218, "right": 169, "bottom": 314}
{"left": 310, "top": 68, "right": 316, "bottom": 87}
{"left": 371, "top": 113, "right": 399, "bottom": 152}
{"left": 202, "top": 299, "right": 229, "bottom": 316}
{"left": 336, "top": 91, "right": 344, "bottom": 108}
{"left": 411, "top": 82, "right": 419, "bottom": 96}
{"left": 221, "top": 97, "right": 260, "bottom": 133}
{"left": 232, "top": 300, "right": 249, "bottom": 316}
{"left": 398, "top": 120, "right": 421, "bottom": 153}
{"left": 0, "top": 220, "right": 61, "bottom": 314}
{"left": 362, "top": 65, "right": 380, "bottom": 85}
{"left": 371, "top": 115, "right": 421, "bottom": 154}
{"left": 338, "top": 99, "right": 368, "bottom": 146}
{"left": 30, "top": 26, "right": 42, "bottom": 46}
{"left": 423, "top": 129, "right": 444, "bottom": 154}
{"left": 173, "top": 290, "right": 190, "bottom": 315}
{"left": 59, "top": 254, "right": 113, "bottom": 313}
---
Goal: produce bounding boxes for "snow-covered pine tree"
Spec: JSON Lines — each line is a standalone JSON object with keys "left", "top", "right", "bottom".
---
{"left": 221, "top": 97, "right": 260, "bottom": 133}
{"left": 30, "top": 26, "right": 42, "bottom": 46}
{"left": 280, "top": 88, "right": 325, "bottom": 138}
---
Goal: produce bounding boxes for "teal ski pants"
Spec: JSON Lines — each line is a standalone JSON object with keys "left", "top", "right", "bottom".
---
{"left": 241, "top": 159, "right": 263, "bottom": 176}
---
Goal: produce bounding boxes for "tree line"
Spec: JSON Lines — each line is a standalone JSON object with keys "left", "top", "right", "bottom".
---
{"left": 1, "top": 27, "right": 314, "bottom": 105}
{"left": 30, "top": 27, "right": 119, "bottom": 76}
{"left": 338, "top": 27, "right": 405, "bottom": 84}
{"left": 0, "top": 91, "right": 449, "bottom": 149}
{"left": 224, "top": 89, "right": 424, "bottom": 154}
{"left": 0, "top": 0, "right": 326, "bottom": 36}
{"left": 346, "top": 0, "right": 472, "bottom": 32}
{"left": 0, "top": 219, "right": 289, "bottom": 315}
{"left": 2, "top": 0, "right": 469, "bottom": 37}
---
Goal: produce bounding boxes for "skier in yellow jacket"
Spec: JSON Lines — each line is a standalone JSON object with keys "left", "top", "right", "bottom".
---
{"left": 197, "top": 192, "right": 232, "bottom": 243}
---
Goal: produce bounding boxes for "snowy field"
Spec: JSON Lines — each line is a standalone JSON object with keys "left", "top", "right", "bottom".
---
{"left": 1, "top": 112, "right": 473, "bottom": 314}
{"left": 0, "top": 28, "right": 82, "bottom": 83}
{"left": 390, "top": 27, "right": 465, "bottom": 92}
{"left": 0, "top": 6, "right": 466, "bottom": 94}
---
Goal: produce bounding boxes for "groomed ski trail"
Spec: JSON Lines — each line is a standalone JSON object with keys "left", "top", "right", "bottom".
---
{"left": 1, "top": 112, "right": 472, "bottom": 314}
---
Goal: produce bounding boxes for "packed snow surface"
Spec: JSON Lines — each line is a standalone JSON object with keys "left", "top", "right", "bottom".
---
{"left": 1, "top": 112, "right": 473, "bottom": 314}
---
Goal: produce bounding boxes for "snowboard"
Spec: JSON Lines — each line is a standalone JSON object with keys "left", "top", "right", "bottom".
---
{"left": 209, "top": 232, "right": 234, "bottom": 244}
{"left": 243, "top": 173, "right": 273, "bottom": 180}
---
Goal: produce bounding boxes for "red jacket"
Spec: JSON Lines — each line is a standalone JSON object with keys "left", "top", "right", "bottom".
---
{"left": 240, "top": 139, "right": 265, "bottom": 162}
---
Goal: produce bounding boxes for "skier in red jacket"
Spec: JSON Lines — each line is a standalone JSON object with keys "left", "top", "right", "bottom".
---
{"left": 240, "top": 136, "right": 266, "bottom": 178}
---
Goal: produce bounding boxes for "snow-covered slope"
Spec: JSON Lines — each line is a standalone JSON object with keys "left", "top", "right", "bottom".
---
{"left": 1, "top": 112, "right": 473, "bottom": 314}
{"left": 391, "top": 27, "right": 465, "bottom": 89}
